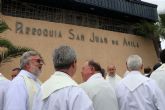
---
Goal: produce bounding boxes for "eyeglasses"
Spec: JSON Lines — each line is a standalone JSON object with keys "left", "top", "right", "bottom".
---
{"left": 31, "top": 58, "right": 44, "bottom": 64}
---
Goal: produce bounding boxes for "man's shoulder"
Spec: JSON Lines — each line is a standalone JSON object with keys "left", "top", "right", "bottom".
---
{"left": 50, "top": 86, "right": 86, "bottom": 99}
{"left": 151, "top": 70, "right": 165, "bottom": 78}
{"left": 10, "top": 75, "right": 26, "bottom": 87}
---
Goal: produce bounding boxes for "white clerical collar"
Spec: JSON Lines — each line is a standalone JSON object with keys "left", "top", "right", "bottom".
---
{"left": 123, "top": 71, "right": 149, "bottom": 91}
{"left": 19, "top": 70, "right": 37, "bottom": 81}
{"left": 42, "top": 71, "right": 78, "bottom": 100}
{"left": 87, "top": 73, "right": 103, "bottom": 82}
{"left": 156, "top": 64, "right": 165, "bottom": 71}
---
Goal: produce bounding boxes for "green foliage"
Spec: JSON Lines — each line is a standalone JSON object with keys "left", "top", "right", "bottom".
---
{"left": 159, "top": 14, "right": 165, "bottom": 28}
{"left": 0, "top": 38, "right": 32, "bottom": 64}
{"left": 0, "top": 20, "right": 10, "bottom": 33}
{"left": 0, "top": 19, "right": 32, "bottom": 64}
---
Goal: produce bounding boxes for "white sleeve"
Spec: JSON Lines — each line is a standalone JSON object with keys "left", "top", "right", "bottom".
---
{"left": 4, "top": 78, "right": 28, "bottom": 110}
{"left": 68, "top": 87, "right": 94, "bottom": 110}
{"left": 152, "top": 80, "right": 165, "bottom": 110}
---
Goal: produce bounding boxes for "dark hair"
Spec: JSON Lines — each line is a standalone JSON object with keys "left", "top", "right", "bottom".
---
{"left": 12, "top": 68, "right": 21, "bottom": 71}
{"left": 144, "top": 67, "right": 152, "bottom": 73}
{"left": 160, "top": 49, "right": 165, "bottom": 63}
{"left": 153, "top": 63, "right": 162, "bottom": 71}
{"left": 100, "top": 68, "right": 106, "bottom": 78}
{"left": 88, "top": 60, "right": 103, "bottom": 74}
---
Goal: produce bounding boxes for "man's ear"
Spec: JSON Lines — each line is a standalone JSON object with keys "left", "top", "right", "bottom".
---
{"left": 71, "top": 61, "right": 76, "bottom": 68}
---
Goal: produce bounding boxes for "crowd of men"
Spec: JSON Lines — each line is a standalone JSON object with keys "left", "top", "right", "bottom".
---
{"left": 0, "top": 45, "right": 165, "bottom": 110}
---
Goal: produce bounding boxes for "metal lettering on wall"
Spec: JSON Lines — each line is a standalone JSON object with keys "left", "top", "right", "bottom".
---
{"left": 16, "top": 21, "right": 139, "bottom": 48}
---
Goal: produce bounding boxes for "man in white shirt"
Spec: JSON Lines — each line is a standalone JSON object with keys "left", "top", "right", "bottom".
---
{"left": 4, "top": 51, "right": 44, "bottom": 110}
{"left": 80, "top": 60, "right": 119, "bottom": 110}
{"left": 106, "top": 64, "right": 122, "bottom": 88}
{"left": 151, "top": 49, "right": 165, "bottom": 95}
{"left": 116, "top": 55, "right": 165, "bottom": 110}
{"left": 0, "top": 73, "right": 10, "bottom": 110}
{"left": 33, "top": 45, "right": 94, "bottom": 110}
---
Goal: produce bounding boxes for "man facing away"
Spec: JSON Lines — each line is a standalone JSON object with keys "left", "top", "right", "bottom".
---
{"left": 11, "top": 68, "right": 21, "bottom": 80}
{"left": 151, "top": 49, "right": 165, "bottom": 95}
{"left": 0, "top": 73, "right": 10, "bottom": 110}
{"left": 80, "top": 60, "right": 119, "bottom": 110}
{"left": 106, "top": 64, "right": 122, "bottom": 88}
{"left": 33, "top": 45, "right": 94, "bottom": 110}
{"left": 116, "top": 55, "right": 165, "bottom": 110}
{"left": 4, "top": 51, "right": 44, "bottom": 110}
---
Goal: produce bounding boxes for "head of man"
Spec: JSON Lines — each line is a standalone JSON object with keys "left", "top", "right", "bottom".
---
{"left": 11, "top": 68, "right": 21, "bottom": 79}
{"left": 81, "top": 60, "right": 102, "bottom": 82}
{"left": 160, "top": 49, "right": 165, "bottom": 63}
{"left": 126, "top": 55, "right": 143, "bottom": 72}
{"left": 53, "top": 45, "right": 77, "bottom": 77}
{"left": 107, "top": 65, "right": 116, "bottom": 77}
{"left": 20, "top": 51, "right": 44, "bottom": 77}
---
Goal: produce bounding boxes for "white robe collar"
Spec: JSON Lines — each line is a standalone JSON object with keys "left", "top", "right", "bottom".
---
{"left": 42, "top": 71, "right": 78, "bottom": 100}
{"left": 87, "top": 73, "right": 104, "bottom": 82}
{"left": 123, "top": 71, "right": 149, "bottom": 92}
{"left": 156, "top": 64, "right": 165, "bottom": 71}
{"left": 19, "top": 70, "right": 37, "bottom": 81}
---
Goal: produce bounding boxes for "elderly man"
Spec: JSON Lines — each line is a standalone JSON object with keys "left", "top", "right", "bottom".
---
{"left": 106, "top": 64, "right": 122, "bottom": 87}
{"left": 151, "top": 49, "right": 165, "bottom": 95}
{"left": 80, "top": 60, "right": 119, "bottom": 110}
{"left": 33, "top": 45, "right": 94, "bottom": 110}
{"left": 4, "top": 51, "right": 44, "bottom": 110}
{"left": 116, "top": 55, "right": 165, "bottom": 110}
{"left": 0, "top": 73, "right": 10, "bottom": 110}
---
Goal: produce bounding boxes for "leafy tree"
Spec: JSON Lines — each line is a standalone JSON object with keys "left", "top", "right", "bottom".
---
{"left": 0, "top": 19, "right": 32, "bottom": 64}
{"left": 133, "top": 14, "right": 165, "bottom": 57}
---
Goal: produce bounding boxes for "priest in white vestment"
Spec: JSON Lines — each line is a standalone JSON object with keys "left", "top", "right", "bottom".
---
{"left": 106, "top": 64, "right": 122, "bottom": 88}
{"left": 151, "top": 49, "right": 165, "bottom": 95}
{"left": 0, "top": 73, "right": 10, "bottom": 110}
{"left": 32, "top": 45, "right": 94, "bottom": 110}
{"left": 80, "top": 60, "right": 119, "bottom": 110}
{"left": 4, "top": 51, "right": 44, "bottom": 110}
{"left": 116, "top": 55, "right": 165, "bottom": 110}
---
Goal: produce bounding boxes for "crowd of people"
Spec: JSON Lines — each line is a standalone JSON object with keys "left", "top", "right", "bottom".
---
{"left": 0, "top": 45, "right": 165, "bottom": 110}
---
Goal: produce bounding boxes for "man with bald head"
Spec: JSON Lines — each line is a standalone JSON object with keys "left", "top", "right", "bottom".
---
{"left": 106, "top": 64, "right": 122, "bottom": 88}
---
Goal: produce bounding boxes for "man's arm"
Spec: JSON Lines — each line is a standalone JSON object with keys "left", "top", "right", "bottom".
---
{"left": 4, "top": 77, "right": 28, "bottom": 110}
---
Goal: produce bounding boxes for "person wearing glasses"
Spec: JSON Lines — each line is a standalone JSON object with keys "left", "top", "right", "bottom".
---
{"left": 4, "top": 51, "right": 44, "bottom": 110}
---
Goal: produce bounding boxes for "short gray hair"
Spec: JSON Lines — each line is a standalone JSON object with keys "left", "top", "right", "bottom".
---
{"left": 53, "top": 45, "right": 77, "bottom": 69}
{"left": 126, "top": 55, "right": 142, "bottom": 71}
{"left": 20, "top": 51, "right": 41, "bottom": 69}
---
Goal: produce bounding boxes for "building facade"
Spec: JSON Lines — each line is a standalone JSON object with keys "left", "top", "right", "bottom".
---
{"left": 0, "top": 0, "right": 158, "bottom": 83}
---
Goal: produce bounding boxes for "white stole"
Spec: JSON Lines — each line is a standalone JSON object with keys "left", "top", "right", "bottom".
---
{"left": 42, "top": 71, "right": 78, "bottom": 100}
{"left": 0, "top": 73, "right": 8, "bottom": 81}
{"left": 20, "top": 74, "right": 41, "bottom": 110}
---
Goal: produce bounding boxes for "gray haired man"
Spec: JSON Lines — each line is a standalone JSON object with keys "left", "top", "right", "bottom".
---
{"left": 33, "top": 45, "right": 94, "bottom": 110}
{"left": 4, "top": 51, "right": 44, "bottom": 110}
{"left": 115, "top": 55, "right": 165, "bottom": 110}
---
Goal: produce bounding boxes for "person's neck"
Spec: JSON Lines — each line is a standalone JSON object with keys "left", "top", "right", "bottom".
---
{"left": 57, "top": 69, "right": 72, "bottom": 77}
